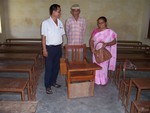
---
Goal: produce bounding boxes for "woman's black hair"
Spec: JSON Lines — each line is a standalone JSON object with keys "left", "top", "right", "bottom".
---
{"left": 49, "top": 4, "right": 60, "bottom": 15}
{"left": 97, "top": 16, "right": 107, "bottom": 23}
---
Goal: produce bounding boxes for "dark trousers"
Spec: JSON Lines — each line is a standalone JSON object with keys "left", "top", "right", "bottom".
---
{"left": 44, "top": 45, "right": 62, "bottom": 88}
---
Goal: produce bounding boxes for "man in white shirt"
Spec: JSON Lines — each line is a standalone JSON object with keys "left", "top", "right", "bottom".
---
{"left": 41, "top": 4, "right": 65, "bottom": 94}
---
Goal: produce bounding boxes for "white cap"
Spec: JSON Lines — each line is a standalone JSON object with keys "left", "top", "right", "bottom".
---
{"left": 71, "top": 4, "right": 80, "bottom": 9}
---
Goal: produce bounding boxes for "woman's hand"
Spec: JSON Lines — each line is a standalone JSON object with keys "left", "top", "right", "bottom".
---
{"left": 91, "top": 48, "right": 96, "bottom": 53}
{"left": 43, "top": 49, "right": 48, "bottom": 57}
{"left": 102, "top": 42, "right": 107, "bottom": 48}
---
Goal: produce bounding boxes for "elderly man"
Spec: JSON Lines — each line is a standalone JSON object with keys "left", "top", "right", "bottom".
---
{"left": 65, "top": 4, "right": 86, "bottom": 45}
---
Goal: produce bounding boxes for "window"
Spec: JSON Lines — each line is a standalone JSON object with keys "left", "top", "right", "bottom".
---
{"left": 148, "top": 19, "right": 150, "bottom": 39}
{"left": 0, "top": 16, "right": 2, "bottom": 33}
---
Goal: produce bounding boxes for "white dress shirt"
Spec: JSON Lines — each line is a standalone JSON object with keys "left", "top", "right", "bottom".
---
{"left": 41, "top": 17, "right": 65, "bottom": 45}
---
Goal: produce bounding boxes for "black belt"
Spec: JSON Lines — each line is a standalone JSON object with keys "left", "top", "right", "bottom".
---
{"left": 47, "top": 44, "right": 61, "bottom": 47}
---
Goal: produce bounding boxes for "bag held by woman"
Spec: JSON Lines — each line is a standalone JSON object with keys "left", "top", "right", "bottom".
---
{"left": 94, "top": 42, "right": 112, "bottom": 63}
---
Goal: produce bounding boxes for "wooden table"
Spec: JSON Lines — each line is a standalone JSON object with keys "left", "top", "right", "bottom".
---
{"left": 0, "top": 63, "right": 36, "bottom": 100}
{"left": 125, "top": 78, "right": 150, "bottom": 113}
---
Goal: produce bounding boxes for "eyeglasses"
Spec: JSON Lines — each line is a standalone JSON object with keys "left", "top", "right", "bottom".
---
{"left": 98, "top": 22, "right": 105, "bottom": 25}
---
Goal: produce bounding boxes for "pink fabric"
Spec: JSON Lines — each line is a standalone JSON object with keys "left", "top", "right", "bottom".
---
{"left": 92, "top": 28, "right": 117, "bottom": 85}
{"left": 91, "top": 28, "right": 99, "bottom": 37}
{"left": 65, "top": 16, "right": 86, "bottom": 45}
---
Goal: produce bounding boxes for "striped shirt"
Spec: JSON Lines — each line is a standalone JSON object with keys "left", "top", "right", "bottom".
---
{"left": 65, "top": 16, "right": 86, "bottom": 45}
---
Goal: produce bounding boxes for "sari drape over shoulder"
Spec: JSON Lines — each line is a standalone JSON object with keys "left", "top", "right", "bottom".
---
{"left": 92, "top": 28, "right": 117, "bottom": 85}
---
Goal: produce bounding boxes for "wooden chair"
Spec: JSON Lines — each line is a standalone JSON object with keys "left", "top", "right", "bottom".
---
{"left": 60, "top": 44, "right": 87, "bottom": 75}
{"left": 65, "top": 44, "right": 87, "bottom": 64}
{"left": 65, "top": 44, "right": 100, "bottom": 98}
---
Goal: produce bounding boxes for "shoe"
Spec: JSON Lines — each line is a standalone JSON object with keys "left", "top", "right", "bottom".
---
{"left": 46, "top": 87, "right": 53, "bottom": 94}
{"left": 52, "top": 83, "right": 61, "bottom": 88}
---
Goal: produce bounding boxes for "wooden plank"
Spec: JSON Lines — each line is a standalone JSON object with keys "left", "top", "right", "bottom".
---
{"left": 2, "top": 42, "right": 42, "bottom": 47}
{"left": 0, "top": 46, "right": 41, "bottom": 53}
{"left": 69, "top": 81, "right": 94, "bottom": 98}
{"left": 117, "top": 40, "right": 142, "bottom": 45}
{"left": 6, "top": 38, "right": 41, "bottom": 42}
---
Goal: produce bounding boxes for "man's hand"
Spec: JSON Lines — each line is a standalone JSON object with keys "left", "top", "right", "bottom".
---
{"left": 43, "top": 49, "right": 48, "bottom": 57}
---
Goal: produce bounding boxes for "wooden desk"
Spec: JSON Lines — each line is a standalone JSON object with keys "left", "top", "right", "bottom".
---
{"left": 0, "top": 46, "right": 41, "bottom": 54}
{"left": 0, "top": 53, "right": 38, "bottom": 63}
{"left": 6, "top": 38, "right": 41, "bottom": 42}
{"left": 117, "top": 40, "right": 142, "bottom": 45}
{"left": 0, "top": 77, "right": 30, "bottom": 101}
{"left": 126, "top": 61, "right": 150, "bottom": 71}
{"left": 67, "top": 63, "right": 101, "bottom": 98}
{"left": 0, "top": 63, "right": 36, "bottom": 100}
{"left": 118, "top": 44, "right": 150, "bottom": 49}
{"left": 68, "top": 63, "right": 101, "bottom": 72}
{"left": 117, "top": 53, "right": 150, "bottom": 62}
{"left": 117, "top": 48, "right": 148, "bottom": 54}
{"left": 2, "top": 42, "right": 42, "bottom": 47}
{"left": 126, "top": 78, "right": 150, "bottom": 113}
{"left": 0, "top": 53, "right": 43, "bottom": 78}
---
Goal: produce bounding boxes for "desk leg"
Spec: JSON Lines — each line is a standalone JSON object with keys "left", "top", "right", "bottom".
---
{"left": 125, "top": 79, "right": 132, "bottom": 113}
{"left": 136, "top": 88, "right": 141, "bottom": 101}
{"left": 67, "top": 71, "right": 71, "bottom": 99}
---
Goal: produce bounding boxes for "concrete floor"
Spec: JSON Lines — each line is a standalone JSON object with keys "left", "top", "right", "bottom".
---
{"left": 0, "top": 49, "right": 150, "bottom": 113}
{"left": 0, "top": 68, "right": 150, "bottom": 113}
{"left": 35, "top": 71, "right": 124, "bottom": 113}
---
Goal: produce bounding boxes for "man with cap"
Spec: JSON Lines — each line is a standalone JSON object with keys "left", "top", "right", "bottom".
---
{"left": 65, "top": 4, "right": 86, "bottom": 45}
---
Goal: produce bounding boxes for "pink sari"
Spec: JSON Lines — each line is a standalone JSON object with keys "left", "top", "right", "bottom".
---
{"left": 92, "top": 28, "right": 117, "bottom": 85}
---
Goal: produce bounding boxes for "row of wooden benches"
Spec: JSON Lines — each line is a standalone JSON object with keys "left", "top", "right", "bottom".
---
{"left": 4, "top": 38, "right": 142, "bottom": 44}
{"left": 0, "top": 39, "right": 44, "bottom": 101}
{"left": 111, "top": 40, "right": 150, "bottom": 113}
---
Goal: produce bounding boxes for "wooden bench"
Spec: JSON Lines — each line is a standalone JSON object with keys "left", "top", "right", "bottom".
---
{"left": 130, "top": 101, "right": 150, "bottom": 113}
{"left": 0, "top": 63, "right": 36, "bottom": 100}
{"left": 0, "top": 53, "right": 43, "bottom": 80}
{"left": 125, "top": 78, "right": 150, "bottom": 113}
{"left": 117, "top": 40, "right": 142, "bottom": 45}
{"left": 0, "top": 46, "right": 42, "bottom": 54}
{"left": 2, "top": 42, "right": 42, "bottom": 47}
{"left": 118, "top": 48, "right": 149, "bottom": 54}
{"left": 6, "top": 38, "right": 41, "bottom": 42}
{"left": 118, "top": 44, "right": 150, "bottom": 49}
{"left": 0, "top": 77, "right": 30, "bottom": 101}
{"left": 117, "top": 53, "right": 150, "bottom": 62}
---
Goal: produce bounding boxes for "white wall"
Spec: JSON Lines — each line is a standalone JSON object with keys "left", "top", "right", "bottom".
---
{"left": 0, "top": 0, "right": 150, "bottom": 45}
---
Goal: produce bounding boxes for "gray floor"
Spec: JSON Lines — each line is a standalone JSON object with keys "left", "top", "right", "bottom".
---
{"left": 0, "top": 67, "right": 150, "bottom": 113}
{"left": 35, "top": 71, "right": 124, "bottom": 113}
{"left": 0, "top": 49, "right": 150, "bottom": 113}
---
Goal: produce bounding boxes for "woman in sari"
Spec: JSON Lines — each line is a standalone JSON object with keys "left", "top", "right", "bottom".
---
{"left": 90, "top": 16, "right": 117, "bottom": 85}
